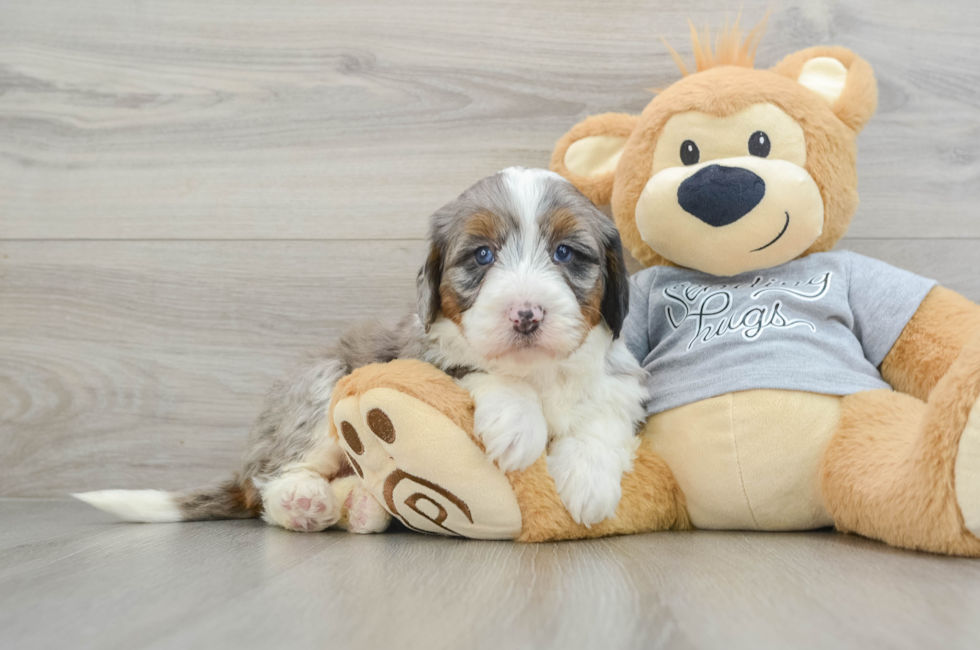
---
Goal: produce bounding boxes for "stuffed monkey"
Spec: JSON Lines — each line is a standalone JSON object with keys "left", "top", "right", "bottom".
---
{"left": 329, "top": 22, "right": 980, "bottom": 555}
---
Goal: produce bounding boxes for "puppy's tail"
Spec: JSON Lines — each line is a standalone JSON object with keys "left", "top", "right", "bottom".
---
{"left": 72, "top": 478, "right": 261, "bottom": 523}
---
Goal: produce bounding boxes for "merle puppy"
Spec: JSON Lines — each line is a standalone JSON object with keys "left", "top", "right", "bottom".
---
{"left": 76, "top": 167, "right": 646, "bottom": 530}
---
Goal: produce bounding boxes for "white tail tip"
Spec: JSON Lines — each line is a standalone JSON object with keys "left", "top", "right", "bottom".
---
{"left": 72, "top": 490, "right": 182, "bottom": 523}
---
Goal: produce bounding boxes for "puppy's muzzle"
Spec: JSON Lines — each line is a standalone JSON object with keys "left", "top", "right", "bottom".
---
{"left": 677, "top": 164, "right": 766, "bottom": 227}
{"left": 509, "top": 305, "right": 544, "bottom": 335}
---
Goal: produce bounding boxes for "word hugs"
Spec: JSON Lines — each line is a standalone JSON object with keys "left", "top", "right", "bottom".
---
{"left": 663, "top": 272, "right": 833, "bottom": 350}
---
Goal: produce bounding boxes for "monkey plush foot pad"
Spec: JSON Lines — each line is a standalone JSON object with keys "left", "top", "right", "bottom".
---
{"left": 331, "top": 378, "right": 522, "bottom": 540}
{"left": 956, "top": 393, "right": 980, "bottom": 537}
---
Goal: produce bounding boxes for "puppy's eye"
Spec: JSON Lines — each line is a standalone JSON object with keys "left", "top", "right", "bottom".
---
{"left": 748, "top": 131, "right": 770, "bottom": 158}
{"left": 680, "top": 140, "right": 700, "bottom": 165}
{"left": 553, "top": 244, "right": 573, "bottom": 263}
{"left": 474, "top": 246, "right": 495, "bottom": 266}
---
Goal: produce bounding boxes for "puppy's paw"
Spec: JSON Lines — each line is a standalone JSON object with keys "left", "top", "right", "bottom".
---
{"left": 472, "top": 387, "right": 548, "bottom": 473}
{"left": 547, "top": 438, "right": 625, "bottom": 526}
{"left": 260, "top": 470, "right": 340, "bottom": 532}
{"left": 343, "top": 485, "right": 392, "bottom": 534}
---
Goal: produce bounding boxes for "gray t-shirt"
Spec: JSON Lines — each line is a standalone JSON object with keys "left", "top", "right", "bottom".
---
{"left": 624, "top": 251, "right": 936, "bottom": 415}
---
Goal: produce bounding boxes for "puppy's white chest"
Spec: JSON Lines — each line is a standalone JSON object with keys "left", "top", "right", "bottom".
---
{"left": 534, "top": 374, "right": 594, "bottom": 439}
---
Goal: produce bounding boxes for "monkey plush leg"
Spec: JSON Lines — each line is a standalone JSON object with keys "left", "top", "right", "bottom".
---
{"left": 511, "top": 433, "right": 690, "bottom": 542}
{"left": 327, "top": 359, "right": 689, "bottom": 541}
{"left": 822, "top": 333, "right": 980, "bottom": 556}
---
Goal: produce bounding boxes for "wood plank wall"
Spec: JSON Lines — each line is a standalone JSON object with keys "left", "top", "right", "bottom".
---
{"left": 2, "top": 0, "right": 978, "bottom": 496}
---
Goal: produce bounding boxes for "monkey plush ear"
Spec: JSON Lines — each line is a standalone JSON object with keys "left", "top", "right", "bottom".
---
{"left": 550, "top": 113, "right": 638, "bottom": 206}
{"left": 770, "top": 46, "right": 878, "bottom": 134}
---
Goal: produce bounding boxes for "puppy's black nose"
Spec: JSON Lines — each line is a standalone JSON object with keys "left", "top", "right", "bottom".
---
{"left": 677, "top": 164, "right": 766, "bottom": 227}
{"left": 509, "top": 305, "right": 543, "bottom": 335}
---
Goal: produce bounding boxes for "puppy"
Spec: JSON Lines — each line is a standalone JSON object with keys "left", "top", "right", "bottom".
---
{"left": 75, "top": 167, "right": 647, "bottom": 530}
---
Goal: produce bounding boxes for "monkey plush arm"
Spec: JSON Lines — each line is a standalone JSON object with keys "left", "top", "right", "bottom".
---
{"left": 880, "top": 287, "right": 980, "bottom": 401}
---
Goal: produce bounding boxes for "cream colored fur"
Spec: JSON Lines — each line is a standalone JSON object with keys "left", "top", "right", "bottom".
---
{"left": 565, "top": 135, "right": 629, "bottom": 177}
{"left": 797, "top": 57, "right": 849, "bottom": 104}
{"left": 646, "top": 390, "right": 838, "bottom": 530}
{"left": 956, "top": 396, "right": 980, "bottom": 537}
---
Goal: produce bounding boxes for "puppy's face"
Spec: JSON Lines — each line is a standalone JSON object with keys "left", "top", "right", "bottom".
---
{"left": 418, "top": 167, "right": 629, "bottom": 363}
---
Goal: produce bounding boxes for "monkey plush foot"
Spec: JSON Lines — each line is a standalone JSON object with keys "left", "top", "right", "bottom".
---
{"left": 329, "top": 360, "right": 523, "bottom": 539}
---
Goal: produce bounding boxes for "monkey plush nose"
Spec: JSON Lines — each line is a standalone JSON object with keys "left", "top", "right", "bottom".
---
{"left": 509, "top": 305, "right": 544, "bottom": 334}
{"left": 677, "top": 164, "right": 766, "bottom": 227}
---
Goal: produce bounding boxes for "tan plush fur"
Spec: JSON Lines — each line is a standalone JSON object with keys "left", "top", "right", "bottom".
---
{"left": 662, "top": 13, "right": 768, "bottom": 76}
{"left": 328, "top": 359, "right": 478, "bottom": 450}
{"left": 549, "top": 113, "right": 638, "bottom": 207}
{"left": 881, "top": 287, "right": 980, "bottom": 402}
{"left": 605, "top": 62, "right": 871, "bottom": 268}
{"left": 770, "top": 46, "right": 878, "bottom": 134}
{"left": 512, "top": 435, "right": 690, "bottom": 542}
{"left": 823, "top": 333, "right": 980, "bottom": 556}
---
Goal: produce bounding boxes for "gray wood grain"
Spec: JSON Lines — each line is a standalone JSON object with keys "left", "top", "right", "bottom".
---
{"left": 2, "top": 499, "right": 979, "bottom": 650}
{"left": 0, "top": 240, "right": 422, "bottom": 496}
{"left": 1, "top": 0, "right": 979, "bottom": 240}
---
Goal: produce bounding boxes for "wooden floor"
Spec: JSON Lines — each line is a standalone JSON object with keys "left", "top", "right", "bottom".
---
{"left": 2, "top": 499, "right": 979, "bottom": 650}
{"left": 3, "top": 2, "right": 980, "bottom": 648}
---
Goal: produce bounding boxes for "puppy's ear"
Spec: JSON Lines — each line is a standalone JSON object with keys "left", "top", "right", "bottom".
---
{"left": 416, "top": 242, "right": 443, "bottom": 331}
{"left": 599, "top": 221, "right": 630, "bottom": 338}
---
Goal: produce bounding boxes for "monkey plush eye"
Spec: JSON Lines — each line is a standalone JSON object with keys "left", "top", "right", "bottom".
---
{"left": 553, "top": 244, "right": 573, "bottom": 263}
{"left": 680, "top": 140, "right": 700, "bottom": 165}
{"left": 748, "top": 131, "right": 771, "bottom": 158}
{"left": 474, "top": 246, "right": 495, "bottom": 266}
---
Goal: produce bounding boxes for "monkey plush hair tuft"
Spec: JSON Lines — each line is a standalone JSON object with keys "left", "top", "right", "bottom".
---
{"left": 661, "top": 12, "right": 770, "bottom": 77}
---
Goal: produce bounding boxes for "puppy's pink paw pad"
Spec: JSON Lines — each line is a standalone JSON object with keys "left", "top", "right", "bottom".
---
{"left": 262, "top": 474, "right": 339, "bottom": 532}
{"left": 345, "top": 488, "right": 391, "bottom": 534}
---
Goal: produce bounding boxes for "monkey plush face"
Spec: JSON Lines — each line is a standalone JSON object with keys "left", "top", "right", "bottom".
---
{"left": 552, "top": 43, "right": 879, "bottom": 277}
